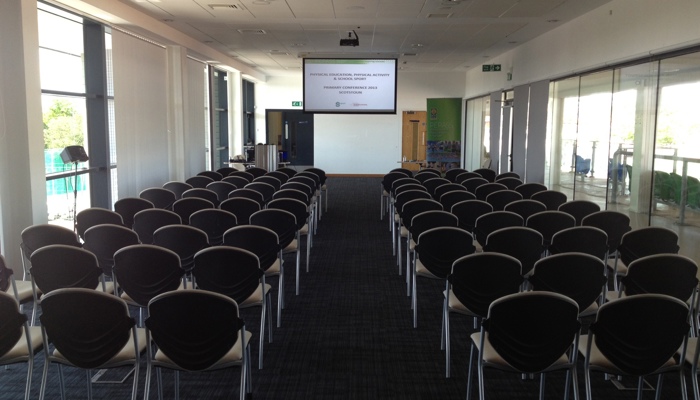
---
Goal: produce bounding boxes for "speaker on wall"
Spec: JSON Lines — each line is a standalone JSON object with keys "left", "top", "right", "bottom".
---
{"left": 60, "top": 145, "right": 89, "bottom": 164}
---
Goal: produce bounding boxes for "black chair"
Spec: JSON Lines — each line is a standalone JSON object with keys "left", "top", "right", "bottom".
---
{"left": 514, "top": 182, "right": 548, "bottom": 199}
{"left": 455, "top": 172, "right": 482, "bottom": 184}
{"left": 525, "top": 210, "right": 576, "bottom": 252}
{"left": 268, "top": 197, "right": 312, "bottom": 273}
{"left": 224, "top": 225, "right": 284, "bottom": 327}
{"left": 444, "top": 252, "right": 522, "bottom": 378}
{"left": 579, "top": 294, "right": 690, "bottom": 400}
{"left": 132, "top": 208, "right": 182, "bottom": 244}
{"left": 228, "top": 170, "right": 255, "bottom": 182}
{"left": 75, "top": 207, "right": 124, "bottom": 241}
{"left": 245, "top": 181, "right": 277, "bottom": 204}
{"left": 0, "top": 254, "right": 33, "bottom": 311}
{"left": 549, "top": 226, "right": 609, "bottom": 261}
{"left": 423, "top": 177, "right": 451, "bottom": 199}
{"left": 113, "top": 244, "right": 185, "bottom": 325}
{"left": 246, "top": 166, "right": 268, "bottom": 178}
{"left": 39, "top": 288, "right": 146, "bottom": 400}
{"left": 394, "top": 190, "right": 433, "bottom": 260}
{"left": 613, "top": 254, "right": 698, "bottom": 303}
{"left": 504, "top": 199, "right": 547, "bottom": 222}
{"left": 495, "top": 171, "right": 520, "bottom": 181}
{"left": 228, "top": 188, "right": 266, "bottom": 208}
{"left": 531, "top": 190, "right": 568, "bottom": 210}
{"left": 462, "top": 177, "right": 489, "bottom": 194}
{"left": 484, "top": 189, "right": 522, "bottom": 211}
{"left": 189, "top": 208, "right": 238, "bottom": 245}
{"left": 20, "top": 224, "right": 81, "bottom": 281}
{"left": 171, "top": 197, "right": 215, "bottom": 223}
{"left": 114, "top": 197, "right": 154, "bottom": 228}
{"left": 193, "top": 246, "right": 271, "bottom": 369}
{"left": 473, "top": 211, "right": 523, "bottom": 250}
{"left": 139, "top": 187, "right": 177, "bottom": 210}
{"left": 185, "top": 175, "right": 214, "bottom": 188}
{"left": 471, "top": 291, "right": 580, "bottom": 400}
{"left": 493, "top": 176, "right": 523, "bottom": 190}
{"left": 253, "top": 175, "right": 282, "bottom": 191}
{"left": 412, "top": 226, "right": 475, "bottom": 328}
{"left": 434, "top": 183, "right": 466, "bottom": 201}
{"left": 144, "top": 290, "right": 251, "bottom": 400}
{"left": 483, "top": 226, "right": 543, "bottom": 277}
{"left": 82, "top": 223, "right": 140, "bottom": 282}
{"left": 197, "top": 170, "right": 223, "bottom": 181}
{"left": 219, "top": 197, "right": 262, "bottom": 225}
{"left": 152, "top": 225, "right": 209, "bottom": 283}
{"left": 162, "top": 181, "right": 193, "bottom": 200}
{"left": 182, "top": 187, "right": 220, "bottom": 206}
{"left": 399, "top": 199, "right": 443, "bottom": 282}
{"left": 581, "top": 210, "right": 631, "bottom": 290}
{"left": 216, "top": 167, "right": 237, "bottom": 177}
{"left": 391, "top": 167, "right": 414, "bottom": 178}
{"left": 0, "top": 290, "right": 42, "bottom": 400}
{"left": 558, "top": 199, "right": 601, "bottom": 225}
{"left": 450, "top": 199, "right": 493, "bottom": 235}
{"left": 206, "top": 181, "right": 237, "bottom": 203}
{"left": 414, "top": 169, "right": 441, "bottom": 184}
{"left": 265, "top": 170, "right": 290, "bottom": 185}
{"left": 613, "top": 226, "right": 680, "bottom": 290}
{"left": 439, "top": 190, "right": 476, "bottom": 213}
{"left": 223, "top": 175, "right": 251, "bottom": 189}
{"left": 445, "top": 168, "right": 468, "bottom": 182}
{"left": 249, "top": 209, "right": 300, "bottom": 295}
{"left": 473, "top": 168, "right": 496, "bottom": 182}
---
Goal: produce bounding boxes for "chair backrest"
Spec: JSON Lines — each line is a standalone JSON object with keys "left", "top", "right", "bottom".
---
{"left": 530, "top": 252, "right": 607, "bottom": 312}
{"left": 617, "top": 226, "right": 679, "bottom": 267}
{"left": 399, "top": 199, "right": 443, "bottom": 229}
{"left": 409, "top": 210, "right": 459, "bottom": 240}
{"left": 444, "top": 168, "right": 468, "bottom": 182}
{"left": 193, "top": 246, "right": 263, "bottom": 304}
{"left": 530, "top": 190, "right": 568, "bottom": 210}
{"left": 423, "top": 177, "right": 451, "bottom": 199}
{"left": 390, "top": 167, "right": 413, "bottom": 178}
{"left": 249, "top": 209, "right": 297, "bottom": 249}
{"left": 223, "top": 225, "right": 280, "bottom": 272}
{"left": 0, "top": 291, "right": 29, "bottom": 358}
{"left": 246, "top": 167, "right": 268, "bottom": 178}
{"left": 132, "top": 208, "right": 182, "bottom": 244}
{"left": 462, "top": 177, "right": 489, "bottom": 194}
{"left": 206, "top": 181, "right": 237, "bottom": 202}
{"left": 494, "top": 176, "right": 523, "bottom": 190}
{"left": 228, "top": 188, "right": 266, "bottom": 208}
{"left": 182, "top": 188, "right": 220, "bottom": 206}
{"left": 265, "top": 170, "right": 290, "bottom": 184}
{"left": 455, "top": 172, "right": 482, "bottom": 184}
{"left": 222, "top": 175, "right": 250, "bottom": 189}
{"left": 621, "top": 254, "right": 698, "bottom": 301}
{"left": 549, "top": 226, "right": 609, "bottom": 260}
{"left": 448, "top": 252, "right": 523, "bottom": 318}
{"left": 186, "top": 175, "right": 215, "bottom": 188}
{"left": 281, "top": 182, "right": 314, "bottom": 200}
{"left": 434, "top": 183, "right": 466, "bottom": 200}
{"left": 82, "top": 224, "right": 140, "bottom": 277}
{"left": 76, "top": 207, "right": 124, "bottom": 240}
{"left": 514, "top": 182, "right": 548, "bottom": 199}
{"left": 273, "top": 188, "right": 310, "bottom": 204}
{"left": 525, "top": 210, "right": 577, "bottom": 247}
{"left": 483, "top": 291, "right": 580, "bottom": 373}
{"left": 557, "top": 200, "right": 601, "bottom": 225}
{"left": 216, "top": 167, "right": 237, "bottom": 177}
{"left": 382, "top": 171, "right": 409, "bottom": 193}
{"left": 0, "top": 255, "right": 14, "bottom": 294}
{"left": 146, "top": 289, "right": 244, "bottom": 371}
{"left": 484, "top": 226, "right": 543, "bottom": 275}
{"left": 589, "top": 294, "right": 689, "bottom": 376}
{"left": 113, "top": 244, "right": 184, "bottom": 307}
{"left": 219, "top": 197, "right": 261, "bottom": 225}
{"left": 162, "top": 181, "right": 193, "bottom": 200}
{"left": 40, "top": 288, "right": 136, "bottom": 369}
{"left": 473, "top": 168, "right": 497, "bottom": 182}
{"left": 30, "top": 244, "right": 103, "bottom": 293}
{"left": 485, "top": 189, "right": 522, "bottom": 211}
{"left": 152, "top": 225, "right": 209, "bottom": 273}
{"left": 228, "top": 170, "right": 255, "bottom": 182}
{"left": 504, "top": 199, "right": 547, "bottom": 222}
{"left": 450, "top": 199, "right": 493, "bottom": 233}
{"left": 197, "top": 170, "right": 223, "bottom": 181}
{"left": 391, "top": 178, "right": 421, "bottom": 196}
{"left": 253, "top": 175, "right": 282, "bottom": 191}
{"left": 245, "top": 181, "right": 277, "bottom": 204}
{"left": 267, "top": 198, "right": 309, "bottom": 230}
{"left": 395, "top": 190, "right": 433, "bottom": 217}
{"left": 139, "top": 187, "right": 177, "bottom": 209}
{"left": 581, "top": 210, "right": 631, "bottom": 254}
{"left": 395, "top": 183, "right": 427, "bottom": 198}
{"left": 114, "top": 197, "right": 154, "bottom": 229}
{"left": 473, "top": 211, "right": 523, "bottom": 247}
{"left": 416, "top": 227, "right": 475, "bottom": 279}
{"left": 171, "top": 197, "right": 215, "bottom": 223}
{"left": 189, "top": 208, "right": 238, "bottom": 245}
{"left": 20, "top": 224, "right": 81, "bottom": 262}
{"left": 495, "top": 171, "right": 521, "bottom": 181}
{"left": 276, "top": 167, "right": 297, "bottom": 179}
{"left": 439, "top": 190, "right": 476, "bottom": 212}
{"left": 414, "top": 170, "right": 440, "bottom": 184}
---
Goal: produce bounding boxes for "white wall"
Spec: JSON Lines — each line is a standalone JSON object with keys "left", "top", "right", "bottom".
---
{"left": 258, "top": 71, "right": 466, "bottom": 174}
{"left": 464, "top": 0, "right": 700, "bottom": 98}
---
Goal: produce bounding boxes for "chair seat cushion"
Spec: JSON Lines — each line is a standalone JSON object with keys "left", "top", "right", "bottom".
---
{"left": 154, "top": 329, "right": 252, "bottom": 369}
{"left": 472, "top": 331, "right": 571, "bottom": 372}
{"left": 0, "top": 326, "right": 42, "bottom": 362}
{"left": 53, "top": 328, "right": 147, "bottom": 367}
{"left": 577, "top": 334, "right": 676, "bottom": 373}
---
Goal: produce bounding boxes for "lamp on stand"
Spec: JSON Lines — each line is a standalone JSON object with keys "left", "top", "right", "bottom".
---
{"left": 60, "top": 146, "right": 89, "bottom": 233}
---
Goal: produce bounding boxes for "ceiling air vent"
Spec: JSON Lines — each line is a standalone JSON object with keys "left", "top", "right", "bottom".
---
{"left": 237, "top": 29, "right": 267, "bottom": 35}
{"left": 427, "top": 13, "right": 452, "bottom": 18}
{"left": 209, "top": 4, "right": 246, "bottom": 11}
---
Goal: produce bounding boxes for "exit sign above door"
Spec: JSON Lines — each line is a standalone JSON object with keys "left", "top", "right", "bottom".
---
{"left": 292, "top": 101, "right": 303, "bottom": 107}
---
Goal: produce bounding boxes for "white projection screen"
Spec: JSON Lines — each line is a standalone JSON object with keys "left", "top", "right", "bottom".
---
{"left": 303, "top": 58, "right": 398, "bottom": 114}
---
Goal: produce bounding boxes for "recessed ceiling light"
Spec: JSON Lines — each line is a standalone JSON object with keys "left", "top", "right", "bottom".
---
{"left": 411, "top": 43, "right": 423, "bottom": 48}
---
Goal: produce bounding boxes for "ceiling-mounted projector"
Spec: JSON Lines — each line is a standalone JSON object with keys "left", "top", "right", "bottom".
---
{"left": 340, "top": 30, "right": 359, "bottom": 47}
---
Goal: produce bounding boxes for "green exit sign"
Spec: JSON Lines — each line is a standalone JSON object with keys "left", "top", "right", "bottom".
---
{"left": 482, "top": 64, "right": 502, "bottom": 72}
{"left": 292, "top": 101, "right": 303, "bottom": 107}
{"left": 493, "top": 64, "right": 502, "bottom": 71}
{"left": 482, "top": 65, "right": 491, "bottom": 72}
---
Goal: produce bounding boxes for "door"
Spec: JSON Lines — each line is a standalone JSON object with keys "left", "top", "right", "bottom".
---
{"left": 401, "top": 111, "right": 427, "bottom": 171}
{"left": 266, "top": 110, "right": 314, "bottom": 167}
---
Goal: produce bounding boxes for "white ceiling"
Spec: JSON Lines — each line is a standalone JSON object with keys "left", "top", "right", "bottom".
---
{"left": 118, "top": 0, "right": 612, "bottom": 76}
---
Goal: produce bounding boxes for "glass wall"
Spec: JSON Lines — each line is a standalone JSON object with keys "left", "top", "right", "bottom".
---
{"left": 464, "top": 95, "right": 490, "bottom": 170}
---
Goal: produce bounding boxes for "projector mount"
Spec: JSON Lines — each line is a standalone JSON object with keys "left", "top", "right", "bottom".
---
{"left": 340, "top": 30, "right": 359, "bottom": 47}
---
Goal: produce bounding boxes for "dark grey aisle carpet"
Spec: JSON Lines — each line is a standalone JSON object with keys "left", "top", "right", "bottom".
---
{"left": 3, "top": 177, "right": 688, "bottom": 399}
